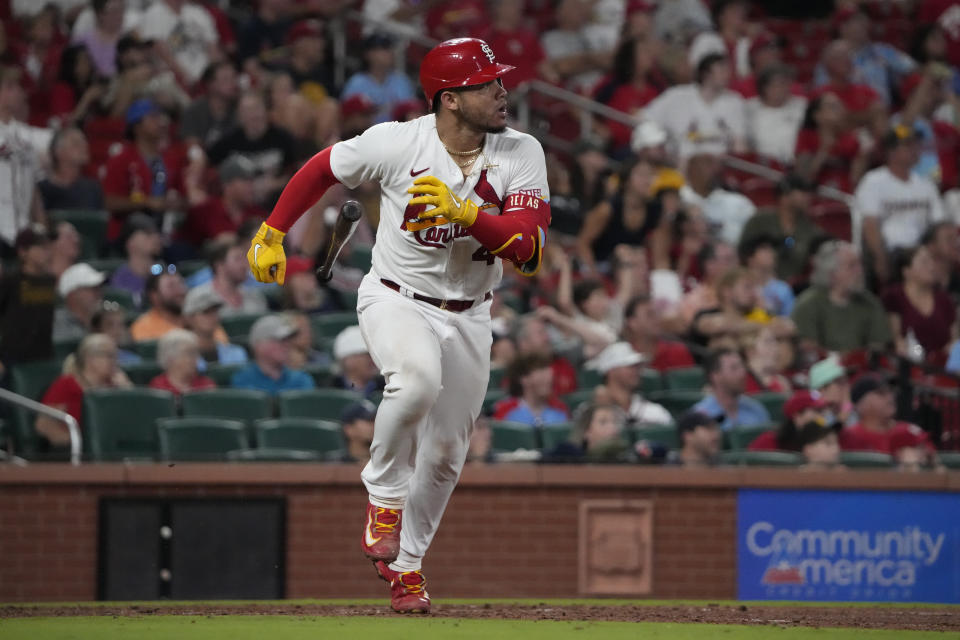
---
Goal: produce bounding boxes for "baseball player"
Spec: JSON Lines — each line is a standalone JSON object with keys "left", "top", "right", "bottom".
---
{"left": 247, "top": 38, "right": 550, "bottom": 613}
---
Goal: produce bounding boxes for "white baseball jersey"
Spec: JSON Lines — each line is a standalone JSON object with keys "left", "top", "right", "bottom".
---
{"left": 330, "top": 114, "right": 549, "bottom": 301}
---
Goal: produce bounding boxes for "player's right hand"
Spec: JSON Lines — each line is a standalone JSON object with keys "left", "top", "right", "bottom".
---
{"left": 248, "top": 222, "right": 287, "bottom": 285}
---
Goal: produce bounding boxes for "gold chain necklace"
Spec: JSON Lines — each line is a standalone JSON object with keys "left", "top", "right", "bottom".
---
{"left": 441, "top": 138, "right": 484, "bottom": 169}
{"left": 444, "top": 144, "right": 483, "bottom": 156}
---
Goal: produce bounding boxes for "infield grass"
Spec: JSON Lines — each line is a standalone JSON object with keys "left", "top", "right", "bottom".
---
{"left": 0, "top": 617, "right": 952, "bottom": 640}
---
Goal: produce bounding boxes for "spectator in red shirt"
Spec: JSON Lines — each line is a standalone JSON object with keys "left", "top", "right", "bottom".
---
{"left": 599, "top": 36, "right": 660, "bottom": 154}
{"left": 889, "top": 425, "right": 940, "bottom": 471}
{"left": 514, "top": 314, "right": 578, "bottom": 396}
{"left": 45, "top": 44, "right": 105, "bottom": 129}
{"left": 743, "top": 325, "right": 792, "bottom": 395}
{"left": 149, "top": 328, "right": 216, "bottom": 397}
{"left": 17, "top": 8, "right": 65, "bottom": 124}
{"left": 35, "top": 333, "right": 132, "bottom": 448}
{"left": 921, "top": 221, "right": 960, "bottom": 294}
{"left": 841, "top": 375, "right": 936, "bottom": 454}
{"left": 180, "top": 155, "right": 266, "bottom": 247}
{"left": 816, "top": 40, "right": 882, "bottom": 129}
{"left": 426, "top": 0, "right": 488, "bottom": 43}
{"left": 882, "top": 245, "right": 956, "bottom": 366}
{"left": 472, "top": 0, "right": 547, "bottom": 89}
{"left": 794, "top": 90, "right": 868, "bottom": 192}
{"left": 918, "top": 0, "right": 960, "bottom": 68}
{"left": 748, "top": 389, "right": 831, "bottom": 452}
{"left": 102, "top": 98, "right": 185, "bottom": 241}
{"left": 621, "top": 294, "right": 695, "bottom": 371}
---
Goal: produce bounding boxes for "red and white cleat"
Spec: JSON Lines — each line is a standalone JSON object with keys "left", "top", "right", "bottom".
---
{"left": 375, "top": 560, "right": 431, "bottom": 614}
{"left": 360, "top": 502, "right": 401, "bottom": 563}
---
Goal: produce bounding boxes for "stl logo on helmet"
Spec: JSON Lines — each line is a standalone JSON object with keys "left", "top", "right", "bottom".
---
{"left": 480, "top": 42, "right": 495, "bottom": 63}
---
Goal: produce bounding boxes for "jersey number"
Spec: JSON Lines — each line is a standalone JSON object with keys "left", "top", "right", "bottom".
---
{"left": 472, "top": 247, "right": 496, "bottom": 265}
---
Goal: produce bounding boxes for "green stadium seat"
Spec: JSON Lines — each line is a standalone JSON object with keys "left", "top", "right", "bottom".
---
{"left": 561, "top": 388, "right": 596, "bottom": 412}
{"left": 120, "top": 361, "right": 163, "bottom": 385}
{"left": 726, "top": 424, "right": 777, "bottom": 450}
{"left": 540, "top": 422, "right": 573, "bottom": 449}
{"left": 310, "top": 312, "right": 360, "bottom": 339}
{"left": 646, "top": 390, "right": 704, "bottom": 420}
{"left": 226, "top": 448, "right": 321, "bottom": 462}
{"left": 181, "top": 389, "right": 274, "bottom": 428}
{"left": 10, "top": 360, "right": 63, "bottom": 456}
{"left": 338, "top": 289, "right": 359, "bottom": 311}
{"left": 53, "top": 337, "right": 81, "bottom": 360}
{"left": 482, "top": 388, "right": 508, "bottom": 414}
{"left": 641, "top": 368, "right": 664, "bottom": 395}
{"left": 158, "top": 417, "right": 249, "bottom": 461}
{"left": 753, "top": 392, "right": 789, "bottom": 422}
{"left": 577, "top": 368, "right": 604, "bottom": 389}
{"left": 84, "top": 388, "right": 176, "bottom": 461}
{"left": 632, "top": 423, "right": 680, "bottom": 449}
{"left": 719, "top": 450, "right": 803, "bottom": 467}
{"left": 86, "top": 258, "right": 125, "bottom": 276}
{"left": 103, "top": 287, "right": 137, "bottom": 311}
{"left": 664, "top": 367, "right": 705, "bottom": 391}
{"left": 205, "top": 363, "right": 245, "bottom": 387}
{"left": 346, "top": 244, "right": 373, "bottom": 271}
{"left": 49, "top": 209, "right": 108, "bottom": 259}
{"left": 255, "top": 417, "right": 343, "bottom": 454}
{"left": 220, "top": 313, "right": 262, "bottom": 342}
{"left": 367, "top": 390, "right": 383, "bottom": 406}
{"left": 840, "top": 451, "right": 895, "bottom": 469}
{"left": 303, "top": 362, "right": 335, "bottom": 387}
{"left": 133, "top": 340, "right": 159, "bottom": 360}
{"left": 277, "top": 388, "right": 364, "bottom": 421}
{"left": 488, "top": 367, "right": 506, "bottom": 390}
{"left": 490, "top": 420, "right": 539, "bottom": 452}
{"left": 938, "top": 452, "right": 960, "bottom": 470}
{"left": 176, "top": 259, "right": 208, "bottom": 278}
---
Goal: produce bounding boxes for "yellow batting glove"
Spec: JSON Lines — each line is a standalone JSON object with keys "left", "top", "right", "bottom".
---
{"left": 406, "top": 175, "right": 478, "bottom": 227}
{"left": 248, "top": 222, "right": 287, "bottom": 285}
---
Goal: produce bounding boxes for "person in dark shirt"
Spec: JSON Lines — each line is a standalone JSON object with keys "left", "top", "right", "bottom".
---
{"left": 37, "top": 127, "right": 104, "bottom": 212}
{"left": 280, "top": 19, "right": 338, "bottom": 102}
{"left": 179, "top": 61, "right": 239, "bottom": 149}
{"left": 206, "top": 92, "right": 296, "bottom": 207}
{"left": 0, "top": 227, "right": 57, "bottom": 371}
{"left": 330, "top": 401, "right": 377, "bottom": 463}
{"left": 236, "top": 0, "right": 294, "bottom": 64}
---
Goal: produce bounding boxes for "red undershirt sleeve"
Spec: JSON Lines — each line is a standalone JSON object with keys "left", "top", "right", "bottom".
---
{"left": 265, "top": 147, "right": 340, "bottom": 232}
{"left": 467, "top": 194, "right": 551, "bottom": 276}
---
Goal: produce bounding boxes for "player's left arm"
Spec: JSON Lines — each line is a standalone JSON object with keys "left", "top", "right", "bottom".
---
{"left": 467, "top": 193, "right": 550, "bottom": 276}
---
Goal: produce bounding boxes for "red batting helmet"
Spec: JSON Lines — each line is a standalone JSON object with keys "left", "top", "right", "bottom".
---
{"left": 419, "top": 38, "right": 515, "bottom": 105}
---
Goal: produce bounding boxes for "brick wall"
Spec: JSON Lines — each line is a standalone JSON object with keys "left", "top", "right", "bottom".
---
{"left": 1, "top": 464, "right": 957, "bottom": 602}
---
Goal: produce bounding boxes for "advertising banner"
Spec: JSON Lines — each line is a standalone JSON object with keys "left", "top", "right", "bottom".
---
{"left": 737, "top": 489, "right": 960, "bottom": 603}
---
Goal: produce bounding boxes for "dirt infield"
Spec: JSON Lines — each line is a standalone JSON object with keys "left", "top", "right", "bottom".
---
{"left": 2, "top": 602, "right": 959, "bottom": 632}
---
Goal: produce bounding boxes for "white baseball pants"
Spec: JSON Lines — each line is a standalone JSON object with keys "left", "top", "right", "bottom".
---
{"left": 356, "top": 271, "right": 491, "bottom": 569}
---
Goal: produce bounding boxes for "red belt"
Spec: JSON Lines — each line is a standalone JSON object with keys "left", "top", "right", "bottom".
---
{"left": 380, "top": 278, "right": 491, "bottom": 312}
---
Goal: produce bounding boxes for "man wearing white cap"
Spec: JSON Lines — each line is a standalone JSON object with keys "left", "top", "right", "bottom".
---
{"left": 332, "top": 325, "right": 383, "bottom": 397}
{"left": 231, "top": 314, "right": 314, "bottom": 394}
{"left": 53, "top": 263, "right": 106, "bottom": 342}
{"left": 182, "top": 287, "right": 248, "bottom": 367}
{"left": 587, "top": 342, "right": 673, "bottom": 426}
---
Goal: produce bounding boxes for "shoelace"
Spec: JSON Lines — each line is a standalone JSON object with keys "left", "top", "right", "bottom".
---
{"left": 398, "top": 571, "right": 426, "bottom": 594}
{"left": 373, "top": 507, "right": 399, "bottom": 534}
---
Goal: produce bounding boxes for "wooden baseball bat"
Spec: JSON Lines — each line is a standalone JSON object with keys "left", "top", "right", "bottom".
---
{"left": 316, "top": 200, "right": 363, "bottom": 282}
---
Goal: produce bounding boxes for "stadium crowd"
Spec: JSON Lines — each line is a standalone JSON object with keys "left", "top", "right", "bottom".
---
{"left": 1, "top": 0, "right": 959, "bottom": 470}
